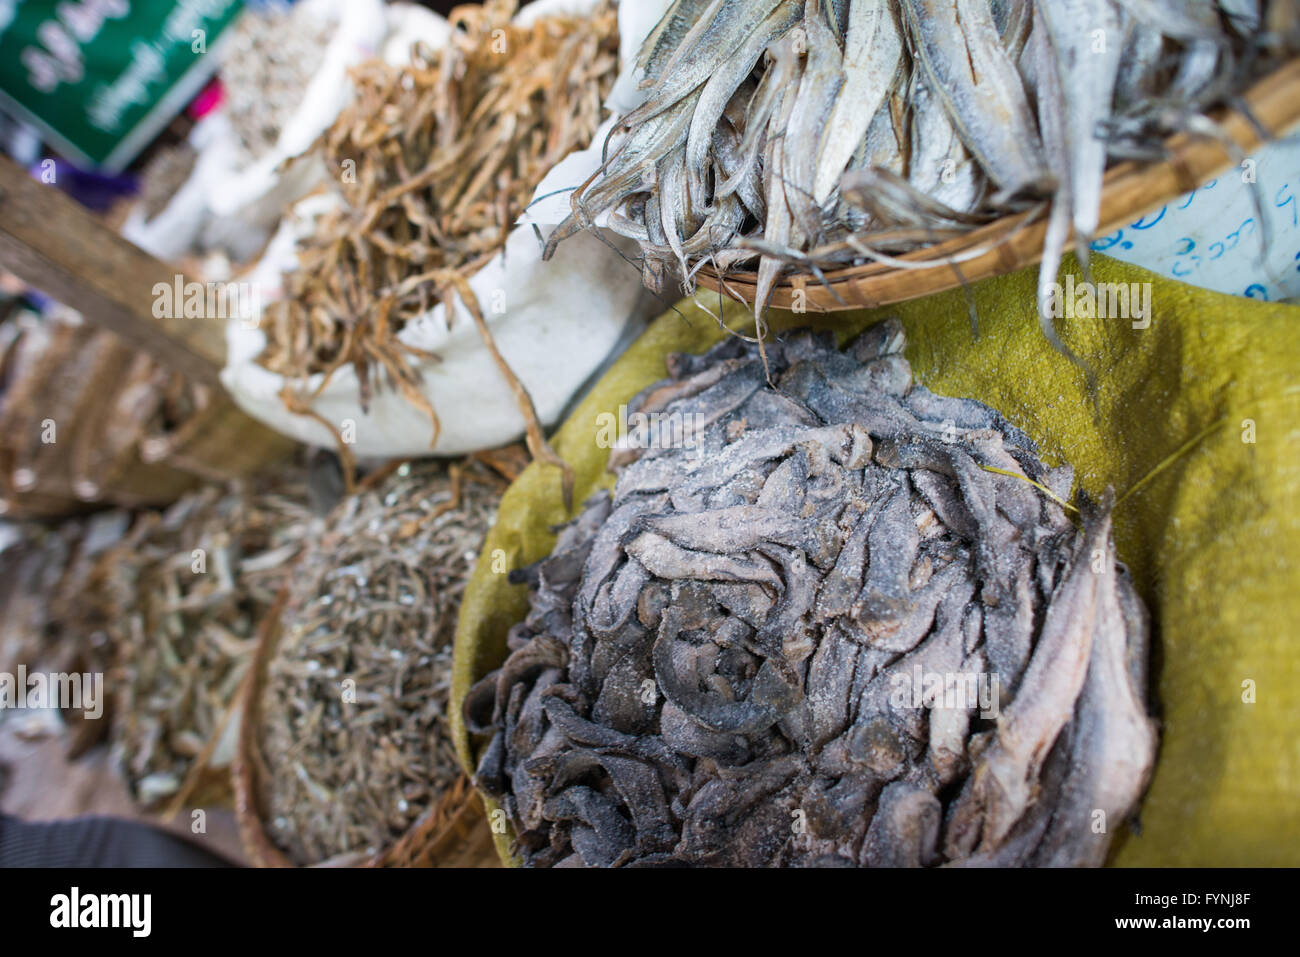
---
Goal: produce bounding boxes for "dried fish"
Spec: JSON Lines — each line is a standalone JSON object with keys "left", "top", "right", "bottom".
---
{"left": 469, "top": 320, "right": 1156, "bottom": 867}
{"left": 548, "top": 0, "right": 1297, "bottom": 363}
{"left": 259, "top": 461, "right": 499, "bottom": 865}
{"left": 104, "top": 471, "right": 318, "bottom": 809}
{"left": 261, "top": 0, "right": 619, "bottom": 466}
{"left": 0, "top": 312, "right": 213, "bottom": 509}
{"left": 220, "top": 3, "right": 338, "bottom": 163}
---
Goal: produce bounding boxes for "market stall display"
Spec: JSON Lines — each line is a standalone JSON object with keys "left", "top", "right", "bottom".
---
{"left": 3, "top": 0, "right": 1298, "bottom": 881}
{"left": 121, "top": 0, "right": 389, "bottom": 264}
{"left": 223, "top": 0, "right": 657, "bottom": 464}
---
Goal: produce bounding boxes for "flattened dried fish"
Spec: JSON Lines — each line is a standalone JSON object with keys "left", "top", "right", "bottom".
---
{"left": 470, "top": 325, "right": 1154, "bottom": 867}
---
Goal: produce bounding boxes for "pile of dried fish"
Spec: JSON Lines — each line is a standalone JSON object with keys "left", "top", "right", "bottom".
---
{"left": 106, "top": 473, "right": 318, "bottom": 809}
{"left": 0, "top": 511, "right": 128, "bottom": 754}
{"left": 138, "top": 142, "right": 198, "bottom": 223}
{"left": 0, "top": 311, "right": 212, "bottom": 513}
{"left": 220, "top": 2, "right": 337, "bottom": 163}
{"left": 547, "top": 0, "right": 1299, "bottom": 341}
{"left": 467, "top": 321, "right": 1157, "bottom": 867}
{"left": 260, "top": 0, "right": 619, "bottom": 451}
{"left": 258, "top": 462, "right": 499, "bottom": 865}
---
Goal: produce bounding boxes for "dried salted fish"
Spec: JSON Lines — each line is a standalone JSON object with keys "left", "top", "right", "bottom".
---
{"left": 0, "top": 311, "right": 213, "bottom": 510}
{"left": 548, "top": 0, "right": 1298, "bottom": 355}
{"left": 259, "top": 461, "right": 499, "bottom": 865}
{"left": 468, "top": 320, "right": 1156, "bottom": 867}
{"left": 104, "top": 471, "right": 318, "bottom": 809}
{"left": 260, "top": 0, "right": 620, "bottom": 469}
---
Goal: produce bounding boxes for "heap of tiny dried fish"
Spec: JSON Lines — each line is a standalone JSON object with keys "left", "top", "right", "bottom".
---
{"left": 259, "top": 462, "right": 499, "bottom": 865}
{"left": 220, "top": 1, "right": 337, "bottom": 163}
{"left": 260, "top": 0, "right": 619, "bottom": 465}
{"left": 467, "top": 321, "right": 1156, "bottom": 867}
{"left": 547, "top": 0, "right": 1299, "bottom": 345}
{"left": 138, "top": 142, "right": 198, "bottom": 223}
{"left": 105, "top": 472, "right": 318, "bottom": 809}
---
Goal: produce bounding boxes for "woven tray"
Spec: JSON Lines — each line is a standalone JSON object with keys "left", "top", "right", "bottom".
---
{"left": 695, "top": 59, "right": 1300, "bottom": 312}
{"left": 232, "top": 592, "right": 497, "bottom": 868}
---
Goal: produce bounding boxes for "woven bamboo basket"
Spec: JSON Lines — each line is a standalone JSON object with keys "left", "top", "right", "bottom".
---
{"left": 232, "top": 592, "right": 497, "bottom": 868}
{"left": 696, "top": 59, "right": 1300, "bottom": 312}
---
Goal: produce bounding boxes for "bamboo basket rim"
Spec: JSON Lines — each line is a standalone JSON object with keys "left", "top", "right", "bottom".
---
{"left": 695, "top": 57, "right": 1300, "bottom": 312}
{"left": 231, "top": 589, "right": 488, "bottom": 868}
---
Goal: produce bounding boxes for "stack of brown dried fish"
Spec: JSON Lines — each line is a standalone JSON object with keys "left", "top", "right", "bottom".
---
{"left": 104, "top": 472, "right": 318, "bottom": 809}
{"left": 0, "top": 311, "right": 211, "bottom": 515}
{"left": 220, "top": 1, "right": 338, "bottom": 163}
{"left": 467, "top": 320, "right": 1157, "bottom": 867}
{"left": 258, "top": 462, "right": 499, "bottom": 865}
{"left": 546, "top": 0, "right": 1299, "bottom": 340}
{"left": 260, "top": 0, "right": 619, "bottom": 450}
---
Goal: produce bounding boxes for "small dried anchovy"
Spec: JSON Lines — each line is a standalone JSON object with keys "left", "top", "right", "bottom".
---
{"left": 107, "top": 473, "right": 318, "bottom": 809}
{"left": 467, "top": 321, "right": 1156, "bottom": 867}
{"left": 139, "top": 142, "right": 198, "bottom": 224}
{"left": 259, "top": 462, "right": 498, "bottom": 865}
{"left": 220, "top": 2, "right": 337, "bottom": 164}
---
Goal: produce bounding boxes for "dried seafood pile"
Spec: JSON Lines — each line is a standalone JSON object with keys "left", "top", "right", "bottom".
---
{"left": 467, "top": 321, "right": 1157, "bottom": 867}
{"left": 220, "top": 2, "right": 337, "bottom": 163}
{"left": 0, "top": 511, "right": 129, "bottom": 754}
{"left": 0, "top": 522, "right": 90, "bottom": 678}
{"left": 106, "top": 473, "right": 318, "bottom": 808}
{"left": 138, "top": 142, "right": 198, "bottom": 223}
{"left": 260, "top": 0, "right": 619, "bottom": 450}
{"left": 547, "top": 0, "right": 1299, "bottom": 337}
{"left": 258, "top": 462, "right": 499, "bottom": 865}
{"left": 0, "top": 312, "right": 211, "bottom": 515}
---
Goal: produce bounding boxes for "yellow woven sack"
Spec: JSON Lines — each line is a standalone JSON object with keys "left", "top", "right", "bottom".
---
{"left": 451, "top": 254, "right": 1300, "bottom": 867}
